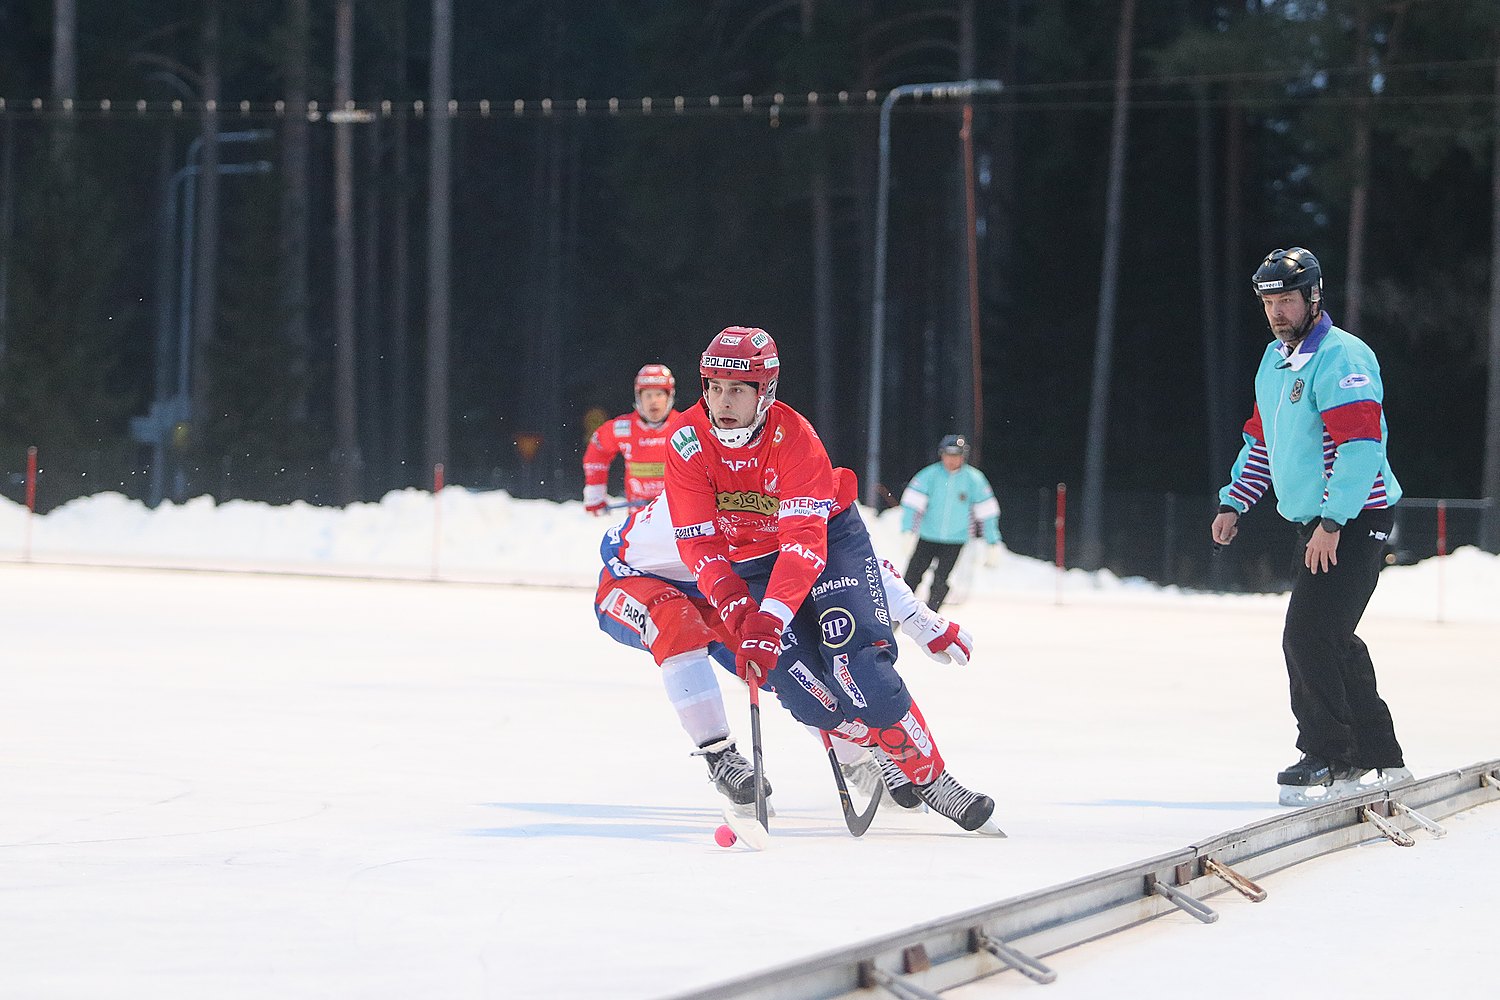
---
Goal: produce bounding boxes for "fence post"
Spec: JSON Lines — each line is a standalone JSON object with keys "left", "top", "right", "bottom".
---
{"left": 1055, "top": 483, "right": 1066, "bottom": 605}
{"left": 1436, "top": 500, "right": 1447, "bottom": 624}
{"left": 431, "top": 462, "right": 445, "bottom": 580}
{"left": 23, "top": 445, "right": 37, "bottom": 561}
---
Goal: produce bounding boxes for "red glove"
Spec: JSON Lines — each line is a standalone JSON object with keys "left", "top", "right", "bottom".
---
{"left": 707, "top": 574, "right": 756, "bottom": 635}
{"left": 585, "top": 501, "right": 607, "bottom": 516}
{"left": 735, "top": 610, "right": 784, "bottom": 684}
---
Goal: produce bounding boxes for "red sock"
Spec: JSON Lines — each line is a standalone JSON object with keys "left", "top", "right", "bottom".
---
{"left": 830, "top": 699, "right": 945, "bottom": 786}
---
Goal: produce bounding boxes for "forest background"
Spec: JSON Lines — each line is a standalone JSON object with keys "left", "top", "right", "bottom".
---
{"left": 2, "top": 0, "right": 1498, "bottom": 589}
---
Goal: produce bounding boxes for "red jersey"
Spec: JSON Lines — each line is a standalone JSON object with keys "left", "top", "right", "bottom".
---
{"left": 664, "top": 401, "right": 841, "bottom": 621}
{"left": 582, "top": 410, "right": 678, "bottom": 506}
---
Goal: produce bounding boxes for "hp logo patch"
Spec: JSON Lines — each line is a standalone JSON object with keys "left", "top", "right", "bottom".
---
{"left": 818, "top": 607, "right": 855, "bottom": 648}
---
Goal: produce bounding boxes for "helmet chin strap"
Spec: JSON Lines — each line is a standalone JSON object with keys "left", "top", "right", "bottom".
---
{"left": 706, "top": 392, "right": 773, "bottom": 448}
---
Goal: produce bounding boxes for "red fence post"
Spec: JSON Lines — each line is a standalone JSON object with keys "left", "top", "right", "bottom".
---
{"left": 23, "top": 446, "right": 37, "bottom": 562}
{"left": 431, "top": 463, "right": 445, "bottom": 580}
{"left": 25, "top": 446, "right": 37, "bottom": 511}
{"left": 1054, "top": 483, "right": 1067, "bottom": 605}
{"left": 1436, "top": 499, "right": 1447, "bottom": 624}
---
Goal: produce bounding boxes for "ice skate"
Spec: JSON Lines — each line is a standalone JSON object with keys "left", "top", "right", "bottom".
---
{"left": 1277, "top": 754, "right": 1386, "bottom": 807}
{"left": 694, "top": 738, "right": 773, "bottom": 815}
{"left": 915, "top": 769, "right": 1004, "bottom": 836}
{"left": 1333, "top": 764, "right": 1414, "bottom": 797}
{"left": 839, "top": 753, "right": 882, "bottom": 799}
{"left": 873, "top": 753, "right": 926, "bottom": 812}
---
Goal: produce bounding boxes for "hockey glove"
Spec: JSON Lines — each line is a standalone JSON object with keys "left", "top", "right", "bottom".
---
{"left": 583, "top": 484, "right": 608, "bottom": 516}
{"left": 734, "top": 611, "right": 783, "bottom": 684}
{"left": 900, "top": 608, "right": 975, "bottom": 666}
{"left": 708, "top": 574, "right": 756, "bottom": 635}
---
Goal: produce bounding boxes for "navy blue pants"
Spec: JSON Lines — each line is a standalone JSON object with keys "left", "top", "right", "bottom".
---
{"left": 711, "top": 507, "right": 913, "bottom": 731}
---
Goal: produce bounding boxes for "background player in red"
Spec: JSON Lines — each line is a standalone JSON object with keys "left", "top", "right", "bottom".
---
{"left": 665, "top": 326, "right": 998, "bottom": 833}
{"left": 582, "top": 364, "right": 677, "bottom": 515}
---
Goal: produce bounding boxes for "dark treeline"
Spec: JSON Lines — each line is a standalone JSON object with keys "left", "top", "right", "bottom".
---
{"left": 0, "top": 1, "right": 1497, "bottom": 585}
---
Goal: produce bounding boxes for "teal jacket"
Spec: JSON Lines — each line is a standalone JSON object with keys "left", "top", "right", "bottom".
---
{"left": 1219, "top": 312, "right": 1401, "bottom": 525}
{"left": 900, "top": 462, "right": 1001, "bottom": 545}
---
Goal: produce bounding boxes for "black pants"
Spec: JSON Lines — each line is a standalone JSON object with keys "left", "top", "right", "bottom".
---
{"left": 905, "top": 538, "right": 964, "bottom": 611}
{"left": 1283, "top": 507, "right": 1403, "bottom": 769}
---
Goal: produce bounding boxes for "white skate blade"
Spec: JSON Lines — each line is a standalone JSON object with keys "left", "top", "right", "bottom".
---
{"left": 1280, "top": 766, "right": 1415, "bottom": 807}
{"left": 1279, "top": 783, "right": 1337, "bottom": 807}
{"left": 973, "top": 819, "right": 1007, "bottom": 838}
{"left": 721, "top": 805, "right": 769, "bottom": 850}
{"left": 728, "top": 800, "right": 776, "bottom": 819}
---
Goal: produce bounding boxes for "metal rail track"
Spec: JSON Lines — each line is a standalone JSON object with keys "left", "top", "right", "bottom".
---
{"left": 667, "top": 758, "right": 1500, "bottom": 1000}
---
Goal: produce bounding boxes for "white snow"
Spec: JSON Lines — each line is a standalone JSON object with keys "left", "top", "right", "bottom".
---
{"left": 2, "top": 490, "right": 1497, "bottom": 999}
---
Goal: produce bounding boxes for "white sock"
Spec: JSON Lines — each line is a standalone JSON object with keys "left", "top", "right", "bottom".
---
{"left": 662, "top": 651, "right": 730, "bottom": 748}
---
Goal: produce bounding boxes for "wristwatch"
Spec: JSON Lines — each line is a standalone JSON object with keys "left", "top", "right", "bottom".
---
{"left": 1319, "top": 517, "right": 1343, "bottom": 533}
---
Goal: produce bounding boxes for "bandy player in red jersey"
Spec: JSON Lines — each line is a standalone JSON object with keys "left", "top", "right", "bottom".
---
{"left": 592, "top": 473, "right": 975, "bottom": 816}
{"left": 581, "top": 364, "right": 678, "bottom": 515}
{"left": 664, "top": 326, "right": 997, "bottom": 833}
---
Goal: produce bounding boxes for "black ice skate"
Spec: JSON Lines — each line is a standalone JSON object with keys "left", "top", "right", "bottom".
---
{"left": 1276, "top": 754, "right": 1405, "bottom": 807}
{"left": 873, "top": 753, "right": 926, "bottom": 812}
{"left": 694, "top": 738, "right": 773, "bottom": 814}
{"left": 1276, "top": 753, "right": 1337, "bottom": 787}
{"left": 914, "top": 770, "right": 1004, "bottom": 836}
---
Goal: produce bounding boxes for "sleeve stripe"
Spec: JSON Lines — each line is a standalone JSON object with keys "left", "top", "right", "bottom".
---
{"left": 1321, "top": 399, "right": 1383, "bottom": 445}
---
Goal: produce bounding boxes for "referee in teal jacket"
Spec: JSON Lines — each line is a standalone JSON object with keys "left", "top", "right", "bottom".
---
{"left": 1211, "top": 247, "right": 1408, "bottom": 799}
{"left": 899, "top": 435, "right": 1001, "bottom": 610}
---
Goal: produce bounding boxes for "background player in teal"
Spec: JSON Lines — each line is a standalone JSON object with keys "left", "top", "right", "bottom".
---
{"left": 1210, "top": 247, "right": 1410, "bottom": 806}
{"left": 899, "top": 434, "right": 1001, "bottom": 610}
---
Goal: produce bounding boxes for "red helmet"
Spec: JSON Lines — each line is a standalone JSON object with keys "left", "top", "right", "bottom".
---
{"left": 634, "top": 363, "right": 675, "bottom": 395}
{"left": 633, "top": 363, "right": 675, "bottom": 422}
{"left": 699, "top": 326, "right": 780, "bottom": 447}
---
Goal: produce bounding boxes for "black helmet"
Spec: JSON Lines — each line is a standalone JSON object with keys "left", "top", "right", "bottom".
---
{"left": 938, "top": 434, "right": 970, "bottom": 458}
{"left": 1252, "top": 247, "right": 1322, "bottom": 307}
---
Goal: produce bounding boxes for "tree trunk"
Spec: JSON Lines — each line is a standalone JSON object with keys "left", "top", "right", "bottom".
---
{"left": 1196, "top": 87, "right": 1225, "bottom": 488}
{"left": 389, "top": 0, "right": 411, "bottom": 484}
{"left": 425, "top": 0, "right": 454, "bottom": 478}
{"left": 333, "top": 0, "right": 361, "bottom": 503}
{"left": 359, "top": 112, "right": 383, "bottom": 490}
{"left": 50, "top": 0, "right": 76, "bottom": 164}
{"left": 1483, "top": 31, "right": 1500, "bottom": 552}
{"left": 1079, "top": 0, "right": 1136, "bottom": 571}
{"left": 280, "top": 0, "right": 311, "bottom": 423}
{"left": 1344, "top": 0, "right": 1373, "bottom": 330}
{"left": 190, "top": 0, "right": 222, "bottom": 497}
{"left": 958, "top": 0, "right": 982, "bottom": 462}
{"left": 1221, "top": 107, "right": 1245, "bottom": 410}
{"left": 803, "top": 0, "right": 838, "bottom": 461}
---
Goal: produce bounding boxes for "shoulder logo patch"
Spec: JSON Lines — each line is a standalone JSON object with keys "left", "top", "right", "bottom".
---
{"left": 1338, "top": 373, "right": 1371, "bottom": 389}
{"left": 671, "top": 426, "right": 701, "bottom": 460}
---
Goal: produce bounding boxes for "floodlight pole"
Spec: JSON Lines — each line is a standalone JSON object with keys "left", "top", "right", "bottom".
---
{"left": 864, "top": 79, "right": 1001, "bottom": 508}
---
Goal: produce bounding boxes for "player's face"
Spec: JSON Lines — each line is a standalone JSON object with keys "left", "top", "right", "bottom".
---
{"left": 637, "top": 388, "right": 671, "bottom": 423}
{"left": 704, "top": 379, "right": 760, "bottom": 429}
{"left": 941, "top": 453, "right": 964, "bottom": 471}
{"left": 1261, "top": 290, "right": 1311, "bottom": 343}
